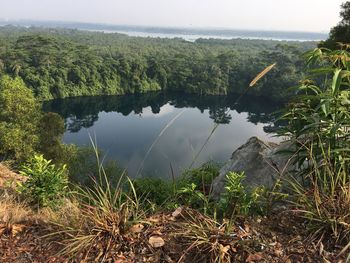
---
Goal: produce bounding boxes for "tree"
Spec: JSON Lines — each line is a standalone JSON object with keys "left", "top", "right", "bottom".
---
{"left": 320, "top": 1, "right": 350, "bottom": 49}
{"left": 38, "top": 112, "right": 65, "bottom": 162}
{"left": 0, "top": 75, "right": 40, "bottom": 161}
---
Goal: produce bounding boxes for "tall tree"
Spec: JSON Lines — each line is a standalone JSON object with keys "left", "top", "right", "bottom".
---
{"left": 0, "top": 75, "right": 40, "bottom": 161}
{"left": 320, "top": 1, "right": 350, "bottom": 49}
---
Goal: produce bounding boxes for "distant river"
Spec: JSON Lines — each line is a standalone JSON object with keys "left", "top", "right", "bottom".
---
{"left": 104, "top": 30, "right": 326, "bottom": 42}
{"left": 43, "top": 92, "right": 281, "bottom": 178}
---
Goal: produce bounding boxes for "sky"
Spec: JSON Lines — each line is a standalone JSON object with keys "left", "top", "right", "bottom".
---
{"left": 0, "top": 0, "right": 346, "bottom": 32}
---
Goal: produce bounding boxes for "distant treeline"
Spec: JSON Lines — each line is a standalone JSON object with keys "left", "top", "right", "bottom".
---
{"left": 0, "top": 26, "right": 316, "bottom": 100}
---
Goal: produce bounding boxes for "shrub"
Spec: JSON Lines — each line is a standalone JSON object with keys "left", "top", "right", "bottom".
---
{"left": 133, "top": 177, "right": 174, "bottom": 206}
{"left": 18, "top": 154, "right": 68, "bottom": 208}
{"left": 281, "top": 45, "right": 350, "bottom": 245}
{"left": 181, "top": 162, "right": 220, "bottom": 194}
{"left": 177, "top": 183, "right": 211, "bottom": 214}
{"left": 218, "top": 172, "right": 265, "bottom": 218}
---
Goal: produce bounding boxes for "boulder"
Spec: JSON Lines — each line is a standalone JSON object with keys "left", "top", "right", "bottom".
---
{"left": 211, "top": 137, "right": 293, "bottom": 199}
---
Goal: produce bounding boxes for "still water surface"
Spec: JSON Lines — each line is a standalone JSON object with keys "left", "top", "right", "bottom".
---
{"left": 43, "top": 92, "right": 281, "bottom": 178}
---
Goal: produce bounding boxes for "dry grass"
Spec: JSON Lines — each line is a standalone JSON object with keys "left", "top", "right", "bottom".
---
{"left": 0, "top": 162, "right": 25, "bottom": 189}
{"left": 0, "top": 194, "right": 31, "bottom": 225}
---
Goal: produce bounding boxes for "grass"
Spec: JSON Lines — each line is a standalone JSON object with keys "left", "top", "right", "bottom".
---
{"left": 51, "top": 144, "right": 149, "bottom": 260}
{"left": 0, "top": 194, "right": 31, "bottom": 225}
{"left": 289, "top": 139, "right": 350, "bottom": 247}
{"left": 174, "top": 208, "right": 239, "bottom": 263}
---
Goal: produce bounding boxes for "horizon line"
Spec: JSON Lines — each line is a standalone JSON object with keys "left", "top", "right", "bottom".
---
{"left": 0, "top": 18, "right": 330, "bottom": 35}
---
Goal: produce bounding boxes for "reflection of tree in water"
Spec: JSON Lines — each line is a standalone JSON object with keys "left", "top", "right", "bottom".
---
{"left": 43, "top": 91, "right": 283, "bottom": 133}
{"left": 209, "top": 107, "right": 232, "bottom": 124}
{"left": 66, "top": 114, "right": 99, "bottom": 132}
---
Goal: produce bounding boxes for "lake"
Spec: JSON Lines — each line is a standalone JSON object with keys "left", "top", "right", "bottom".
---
{"left": 43, "top": 92, "right": 281, "bottom": 179}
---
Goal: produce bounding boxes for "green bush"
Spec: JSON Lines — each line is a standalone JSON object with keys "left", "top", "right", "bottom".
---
{"left": 133, "top": 177, "right": 174, "bottom": 206}
{"left": 18, "top": 154, "right": 68, "bottom": 208}
{"left": 218, "top": 172, "right": 265, "bottom": 218}
{"left": 181, "top": 162, "right": 220, "bottom": 193}
{"left": 177, "top": 182, "right": 212, "bottom": 214}
{"left": 280, "top": 45, "right": 350, "bottom": 245}
{"left": 176, "top": 171, "right": 266, "bottom": 217}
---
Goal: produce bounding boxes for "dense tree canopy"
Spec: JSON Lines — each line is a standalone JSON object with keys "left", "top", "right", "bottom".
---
{"left": 0, "top": 26, "right": 316, "bottom": 101}
{"left": 0, "top": 74, "right": 66, "bottom": 162}
{"left": 0, "top": 75, "right": 40, "bottom": 161}
{"left": 319, "top": 1, "right": 350, "bottom": 49}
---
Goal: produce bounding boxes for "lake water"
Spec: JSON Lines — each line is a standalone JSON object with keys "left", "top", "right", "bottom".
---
{"left": 43, "top": 92, "right": 281, "bottom": 178}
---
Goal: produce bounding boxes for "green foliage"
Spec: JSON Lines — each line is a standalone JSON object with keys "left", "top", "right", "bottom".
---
{"left": 63, "top": 145, "right": 126, "bottom": 188}
{"left": 38, "top": 112, "right": 65, "bottom": 162}
{"left": 0, "top": 26, "right": 313, "bottom": 101}
{"left": 0, "top": 75, "right": 40, "bottom": 161}
{"left": 18, "top": 154, "right": 68, "bottom": 208}
{"left": 175, "top": 170, "right": 265, "bottom": 218}
{"left": 218, "top": 172, "right": 265, "bottom": 217}
{"left": 177, "top": 183, "right": 212, "bottom": 214}
{"left": 280, "top": 46, "right": 350, "bottom": 245}
{"left": 288, "top": 142, "right": 350, "bottom": 246}
{"left": 181, "top": 162, "right": 220, "bottom": 193}
{"left": 320, "top": 1, "right": 350, "bottom": 49}
{"left": 0, "top": 74, "right": 69, "bottom": 163}
{"left": 133, "top": 177, "right": 174, "bottom": 206}
{"left": 281, "top": 46, "right": 350, "bottom": 178}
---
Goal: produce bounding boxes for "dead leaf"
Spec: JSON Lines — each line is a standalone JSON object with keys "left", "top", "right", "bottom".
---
{"left": 149, "top": 236, "right": 165, "bottom": 248}
{"left": 129, "top": 224, "right": 144, "bottom": 234}
{"left": 274, "top": 249, "right": 283, "bottom": 257}
{"left": 151, "top": 230, "right": 163, "bottom": 236}
{"left": 246, "top": 253, "right": 263, "bottom": 262}
{"left": 172, "top": 207, "right": 183, "bottom": 218}
{"left": 149, "top": 216, "right": 161, "bottom": 223}
{"left": 220, "top": 244, "right": 230, "bottom": 257}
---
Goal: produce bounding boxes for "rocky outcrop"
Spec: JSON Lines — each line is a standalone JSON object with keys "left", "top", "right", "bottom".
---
{"left": 211, "top": 137, "right": 294, "bottom": 199}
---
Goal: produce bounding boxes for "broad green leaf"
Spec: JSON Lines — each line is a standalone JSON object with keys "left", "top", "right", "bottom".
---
{"left": 332, "top": 68, "right": 342, "bottom": 95}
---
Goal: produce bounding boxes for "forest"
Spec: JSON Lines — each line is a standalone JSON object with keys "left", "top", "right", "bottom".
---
{"left": 0, "top": 26, "right": 315, "bottom": 101}
{"left": 2, "top": 1, "right": 350, "bottom": 261}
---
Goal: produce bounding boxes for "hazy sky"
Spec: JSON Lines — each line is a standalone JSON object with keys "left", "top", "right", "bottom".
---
{"left": 0, "top": 0, "right": 345, "bottom": 32}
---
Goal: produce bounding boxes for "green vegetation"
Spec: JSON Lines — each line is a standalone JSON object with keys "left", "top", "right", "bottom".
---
{"left": 280, "top": 46, "right": 350, "bottom": 245}
{"left": 18, "top": 154, "right": 68, "bottom": 208}
{"left": 49, "top": 154, "right": 269, "bottom": 261}
{"left": 320, "top": 1, "right": 350, "bottom": 49}
{"left": 0, "top": 75, "right": 40, "bottom": 161}
{"left": 217, "top": 172, "right": 264, "bottom": 218}
{"left": 132, "top": 162, "right": 267, "bottom": 219}
{"left": 0, "top": 26, "right": 314, "bottom": 101}
{"left": 2, "top": 2, "right": 350, "bottom": 260}
{"left": 0, "top": 74, "right": 70, "bottom": 163}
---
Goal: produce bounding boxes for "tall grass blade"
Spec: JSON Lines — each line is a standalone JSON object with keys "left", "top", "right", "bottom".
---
{"left": 249, "top": 63, "right": 276, "bottom": 87}
{"left": 136, "top": 109, "right": 186, "bottom": 176}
